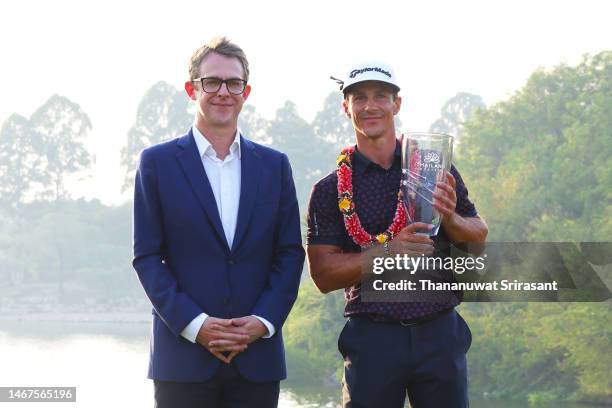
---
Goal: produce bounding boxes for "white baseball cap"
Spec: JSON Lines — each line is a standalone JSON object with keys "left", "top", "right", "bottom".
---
{"left": 331, "top": 61, "right": 400, "bottom": 94}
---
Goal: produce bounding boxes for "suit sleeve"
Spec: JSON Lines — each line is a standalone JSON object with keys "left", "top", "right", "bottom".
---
{"left": 132, "top": 148, "right": 203, "bottom": 337}
{"left": 251, "top": 153, "right": 305, "bottom": 331}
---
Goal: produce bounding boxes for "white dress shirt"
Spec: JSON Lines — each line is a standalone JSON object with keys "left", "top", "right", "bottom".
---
{"left": 180, "top": 126, "right": 275, "bottom": 343}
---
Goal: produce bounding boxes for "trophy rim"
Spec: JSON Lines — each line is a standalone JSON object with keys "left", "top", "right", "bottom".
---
{"left": 400, "top": 131, "right": 455, "bottom": 140}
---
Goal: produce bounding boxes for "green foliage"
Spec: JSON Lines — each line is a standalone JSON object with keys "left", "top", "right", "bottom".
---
{"left": 460, "top": 303, "right": 611, "bottom": 403}
{"left": 0, "top": 200, "right": 139, "bottom": 306}
{"left": 459, "top": 51, "right": 612, "bottom": 241}
{"left": 30, "top": 95, "right": 93, "bottom": 201}
{"left": 284, "top": 280, "right": 345, "bottom": 384}
{"left": 450, "top": 53, "right": 612, "bottom": 402}
{"left": 430, "top": 92, "right": 486, "bottom": 139}
{"left": 0, "top": 95, "right": 92, "bottom": 204}
{"left": 238, "top": 105, "right": 271, "bottom": 144}
{"left": 0, "top": 114, "right": 45, "bottom": 206}
{"left": 267, "top": 101, "right": 337, "bottom": 206}
{"left": 312, "top": 92, "right": 352, "bottom": 147}
{"left": 121, "top": 81, "right": 193, "bottom": 192}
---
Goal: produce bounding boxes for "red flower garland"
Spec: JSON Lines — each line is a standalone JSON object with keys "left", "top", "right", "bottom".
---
{"left": 336, "top": 146, "right": 407, "bottom": 248}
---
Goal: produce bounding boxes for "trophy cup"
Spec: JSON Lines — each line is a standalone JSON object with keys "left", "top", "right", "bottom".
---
{"left": 401, "top": 132, "right": 454, "bottom": 236}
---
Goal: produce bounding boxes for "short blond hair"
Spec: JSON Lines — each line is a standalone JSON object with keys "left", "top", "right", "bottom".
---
{"left": 188, "top": 37, "right": 249, "bottom": 81}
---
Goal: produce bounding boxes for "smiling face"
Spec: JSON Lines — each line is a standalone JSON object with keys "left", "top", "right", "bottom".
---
{"left": 185, "top": 52, "right": 251, "bottom": 132}
{"left": 343, "top": 81, "right": 401, "bottom": 141}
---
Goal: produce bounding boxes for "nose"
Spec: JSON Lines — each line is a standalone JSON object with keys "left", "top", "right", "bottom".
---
{"left": 216, "top": 81, "right": 231, "bottom": 96}
{"left": 363, "top": 98, "right": 377, "bottom": 111}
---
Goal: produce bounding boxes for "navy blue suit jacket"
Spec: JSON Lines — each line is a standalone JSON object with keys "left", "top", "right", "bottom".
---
{"left": 132, "top": 130, "right": 305, "bottom": 382}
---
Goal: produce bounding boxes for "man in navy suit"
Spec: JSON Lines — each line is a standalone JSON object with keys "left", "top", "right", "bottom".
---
{"left": 133, "top": 37, "right": 305, "bottom": 408}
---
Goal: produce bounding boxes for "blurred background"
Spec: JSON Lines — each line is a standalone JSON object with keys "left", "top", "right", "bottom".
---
{"left": 0, "top": 0, "right": 610, "bottom": 406}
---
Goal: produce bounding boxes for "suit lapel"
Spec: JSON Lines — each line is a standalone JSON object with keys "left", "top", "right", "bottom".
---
{"left": 175, "top": 130, "right": 229, "bottom": 251}
{"left": 231, "top": 135, "right": 261, "bottom": 253}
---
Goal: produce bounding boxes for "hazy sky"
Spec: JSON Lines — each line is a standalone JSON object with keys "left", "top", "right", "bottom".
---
{"left": 1, "top": 0, "right": 610, "bottom": 205}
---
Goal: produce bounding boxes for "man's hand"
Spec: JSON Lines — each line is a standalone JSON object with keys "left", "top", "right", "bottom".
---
{"left": 208, "top": 316, "right": 268, "bottom": 351}
{"left": 430, "top": 170, "right": 488, "bottom": 246}
{"left": 389, "top": 222, "right": 435, "bottom": 256}
{"left": 432, "top": 171, "right": 458, "bottom": 226}
{"left": 196, "top": 317, "right": 249, "bottom": 364}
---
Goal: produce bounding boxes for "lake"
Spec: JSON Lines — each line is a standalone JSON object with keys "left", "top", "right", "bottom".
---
{"left": 0, "top": 320, "right": 339, "bottom": 407}
{"left": 0, "top": 320, "right": 598, "bottom": 407}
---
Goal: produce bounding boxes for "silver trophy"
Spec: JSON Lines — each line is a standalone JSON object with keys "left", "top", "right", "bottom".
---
{"left": 401, "top": 132, "right": 454, "bottom": 236}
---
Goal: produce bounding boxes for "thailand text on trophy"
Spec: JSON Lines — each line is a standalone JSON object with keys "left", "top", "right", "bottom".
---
{"left": 401, "top": 132, "right": 454, "bottom": 236}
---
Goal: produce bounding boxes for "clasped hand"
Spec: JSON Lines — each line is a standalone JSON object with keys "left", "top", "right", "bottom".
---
{"left": 388, "top": 222, "right": 435, "bottom": 256}
{"left": 386, "top": 170, "right": 457, "bottom": 256}
{"left": 196, "top": 316, "right": 268, "bottom": 364}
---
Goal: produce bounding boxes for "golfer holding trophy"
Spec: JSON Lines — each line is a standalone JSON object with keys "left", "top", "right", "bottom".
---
{"left": 307, "top": 61, "right": 488, "bottom": 407}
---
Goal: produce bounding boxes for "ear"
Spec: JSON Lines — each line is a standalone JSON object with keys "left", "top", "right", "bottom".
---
{"left": 185, "top": 81, "right": 197, "bottom": 100}
{"left": 393, "top": 95, "right": 402, "bottom": 115}
{"left": 242, "top": 84, "right": 252, "bottom": 101}
{"left": 342, "top": 99, "right": 351, "bottom": 118}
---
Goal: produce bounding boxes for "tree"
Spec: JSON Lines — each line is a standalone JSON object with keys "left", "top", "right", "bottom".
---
{"left": 268, "top": 101, "right": 336, "bottom": 206}
{"left": 0, "top": 114, "right": 46, "bottom": 206}
{"left": 238, "top": 105, "right": 271, "bottom": 144}
{"left": 312, "top": 91, "right": 352, "bottom": 148}
{"left": 458, "top": 51, "right": 612, "bottom": 241}
{"left": 29, "top": 95, "right": 93, "bottom": 201}
{"left": 430, "top": 92, "right": 485, "bottom": 139}
{"left": 121, "top": 81, "right": 192, "bottom": 191}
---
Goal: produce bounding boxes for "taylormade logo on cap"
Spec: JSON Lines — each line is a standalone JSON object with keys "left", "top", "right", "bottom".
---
{"left": 349, "top": 66, "right": 392, "bottom": 79}
{"left": 338, "top": 61, "right": 400, "bottom": 93}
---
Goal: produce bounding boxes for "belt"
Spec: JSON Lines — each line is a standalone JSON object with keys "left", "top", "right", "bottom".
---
{"left": 359, "top": 307, "right": 454, "bottom": 327}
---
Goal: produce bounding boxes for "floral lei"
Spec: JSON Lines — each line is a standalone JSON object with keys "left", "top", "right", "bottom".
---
{"left": 336, "top": 146, "right": 407, "bottom": 248}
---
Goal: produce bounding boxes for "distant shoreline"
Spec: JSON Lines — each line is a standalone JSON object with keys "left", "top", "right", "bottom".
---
{"left": 0, "top": 312, "right": 150, "bottom": 324}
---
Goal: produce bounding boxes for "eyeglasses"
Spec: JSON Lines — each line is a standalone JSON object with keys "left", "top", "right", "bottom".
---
{"left": 192, "top": 77, "right": 247, "bottom": 95}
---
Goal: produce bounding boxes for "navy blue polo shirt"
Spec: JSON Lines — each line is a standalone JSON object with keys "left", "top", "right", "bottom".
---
{"left": 306, "top": 141, "right": 478, "bottom": 320}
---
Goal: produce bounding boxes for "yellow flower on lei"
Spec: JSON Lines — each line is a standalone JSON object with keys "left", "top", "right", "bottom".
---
{"left": 376, "top": 234, "right": 387, "bottom": 244}
{"left": 338, "top": 198, "right": 351, "bottom": 211}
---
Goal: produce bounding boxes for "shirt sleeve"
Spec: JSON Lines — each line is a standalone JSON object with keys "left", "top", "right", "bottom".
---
{"left": 180, "top": 314, "right": 275, "bottom": 342}
{"left": 253, "top": 315, "right": 275, "bottom": 338}
{"left": 180, "top": 313, "right": 208, "bottom": 343}
{"left": 450, "top": 164, "right": 478, "bottom": 218}
{"left": 306, "top": 176, "right": 347, "bottom": 246}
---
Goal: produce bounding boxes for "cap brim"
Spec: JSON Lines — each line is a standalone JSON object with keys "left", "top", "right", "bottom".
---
{"left": 342, "top": 80, "right": 400, "bottom": 94}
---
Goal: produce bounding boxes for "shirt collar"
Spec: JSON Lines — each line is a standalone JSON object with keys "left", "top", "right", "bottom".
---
{"left": 353, "top": 139, "right": 401, "bottom": 175}
{"left": 192, "top": 125, "right": 241, "bottom": 160}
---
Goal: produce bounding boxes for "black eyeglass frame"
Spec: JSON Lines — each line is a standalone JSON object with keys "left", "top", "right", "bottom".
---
{"left": 192, "top": 77, "right": 248, "bottom": 95}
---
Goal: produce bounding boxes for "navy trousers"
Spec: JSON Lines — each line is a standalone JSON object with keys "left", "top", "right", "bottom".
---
{"left": 154, "top": 362, "right": 279, "bottom": 408}
{"left": 338, "top": 309, "right": 472, "bottom": 408}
